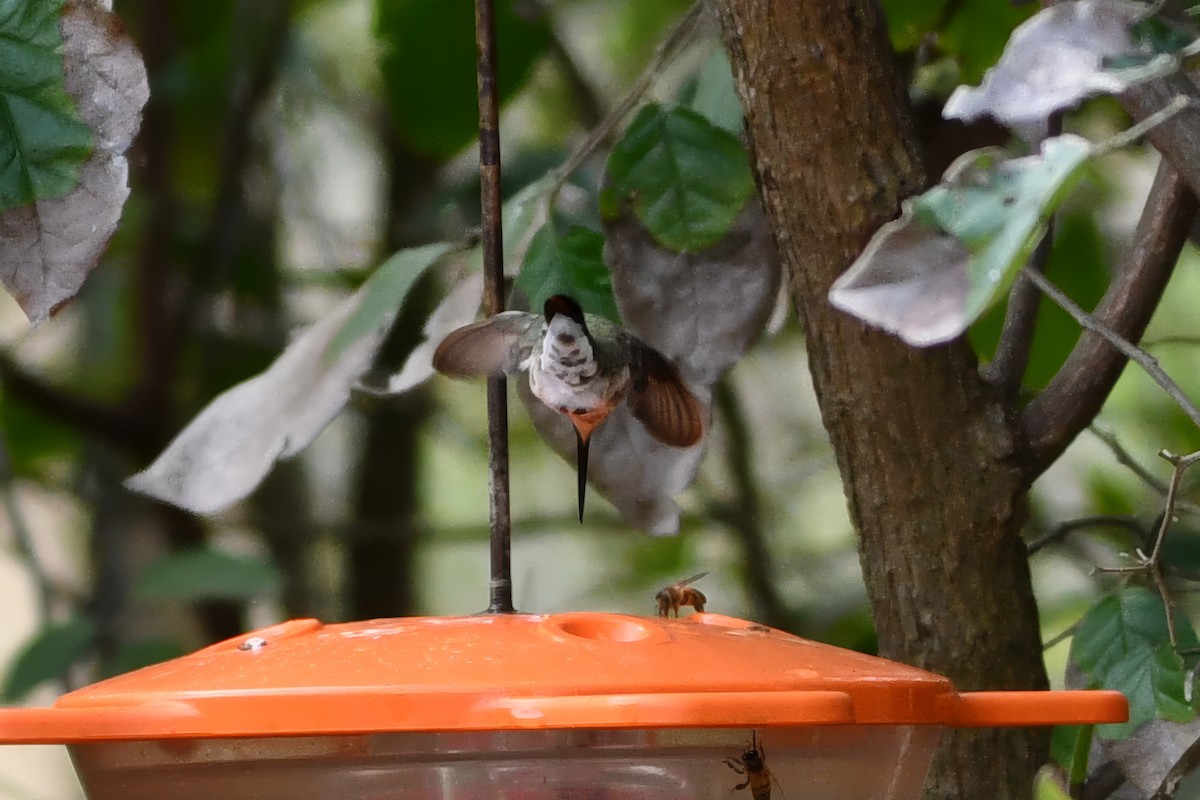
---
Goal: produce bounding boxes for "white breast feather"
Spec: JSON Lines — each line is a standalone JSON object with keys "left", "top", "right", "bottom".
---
{"left": 530, "top": 315, "right": 612, "bottom": 410}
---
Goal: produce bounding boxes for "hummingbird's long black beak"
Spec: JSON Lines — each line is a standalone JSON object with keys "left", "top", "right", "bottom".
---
{"left": 575, "top": 428, "right": 589, "bottom": 523}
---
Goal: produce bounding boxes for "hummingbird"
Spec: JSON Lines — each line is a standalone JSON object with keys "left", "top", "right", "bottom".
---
{"left": 433, "top": 295, "right": 704, "bottom": 521}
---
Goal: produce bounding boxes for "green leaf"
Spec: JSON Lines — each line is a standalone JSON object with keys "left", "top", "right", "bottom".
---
{"left": 603, "top": 103, "right": 755, "bottom": 252}
{"left": 1014, "top": 212, "right": 1109, "bottom": 389}
{"left": 1050, "top": 724, "right": 1083, "bottom": 768}
{"left": 2, "top": 616, "right": 95, "bottom": 702}
{"left": 1104, "top": 15, "right": 1196, "bottom": 71}
{"left": 374, "top": 0, "right": 550, "bottom": 159}
{"left": 1072, "top": 587, "right": 1186, "bottom": 675}
{"left": 915, "top": 136, "right": 1091, "bottom": 320}
{"left": 940, "top": 0, "right": 1036, "bottom": 85}
{"left": 1071, "top": 587, "right": 1199, "bottom": 739}
{"left": 1065, "top": 724, "right": 1093, "bottom": 787}
{"left": 516, "top": 223, "right": 619, "bottom": 322}
{"left": 1138, "top": 14, "right": 1195, "bottom": 51}
{"left": 133, "top": 548, "right": 282, "bottom": 602}
{"left": 1033, "top": 766, "right": 1072, "bottom": 800}
{"left": 830, "top": 135, "right": 1092, "bottom": 346}
{"left": 1098, "top": 642, "right": 1195, "bottom": 737}
{"left": 969, "top": 212, "right": 1109, "bottom": 389}
{"left": 0, "top": 0, "right": 93, "bottom": 210}
{"left": 880, "top": 0, "right": 950, "bottom": 52}
{"left": 326, "top": 242, "right": 453, "bottom": 360}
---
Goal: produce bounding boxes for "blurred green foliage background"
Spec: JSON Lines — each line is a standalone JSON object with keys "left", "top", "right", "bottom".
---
{"left": 1, "top": 0, "right": 1199, "bottom": 796}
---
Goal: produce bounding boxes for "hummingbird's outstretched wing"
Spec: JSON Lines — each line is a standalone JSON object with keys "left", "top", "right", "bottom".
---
{"left": 628, "top": 341, "right": 704, "bottom": 448}
{"left": 433, "top": 311, "right": 541, "bottom": 378}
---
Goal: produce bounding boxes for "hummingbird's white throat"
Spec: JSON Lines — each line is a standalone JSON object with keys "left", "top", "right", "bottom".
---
{"left": 540, "top": 315, "right": 596, "bottom": 383}
{"left": 529, "top": 314, "right": 618, "bottom": 412}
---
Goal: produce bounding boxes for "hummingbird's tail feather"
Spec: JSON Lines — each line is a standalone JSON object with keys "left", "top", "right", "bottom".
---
{"left": 575, "top": 428, "right": 589, "bottom": 523}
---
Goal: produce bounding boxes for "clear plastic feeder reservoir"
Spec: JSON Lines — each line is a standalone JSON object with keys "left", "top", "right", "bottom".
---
{"left": 0, "top": 613, "right": 1126, "bottom": 799}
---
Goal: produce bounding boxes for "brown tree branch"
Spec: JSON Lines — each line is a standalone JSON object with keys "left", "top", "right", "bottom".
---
{"left": 541, "top": 10, "right": 605, "bottom": 129}
{"left": 123, "top": 1, "right": 295, "bottom": 647}
{"left": 1022, "top": 268, "right": 1200, "bottom": 429}
{"left": 1090, "top": 425, "right": 1171, "bottom": 495}
{"left": 1022, "top": 261, "right": 1200, "bottom": 429}
{"left": 1146, "top": 335, "right": 1200, "bottom": 347}
{"left": 711, "top": 378, "right": 793, "bottom": 629}
{"left": 154, "top": 0, "right": 295, "bottom": 418}
{"left": 1089, "top": 426, "right": 1200, "bottom": 515}
{"left": 1026, "top": 515, "right": 1147, "bottom": 556}
{"left": 0, "top": 354, "right": 153, "bottom": 457}
{"left": 985, "top": 114, "right": 1062, "bottom": 398}
{"left": 0, "top": 438, "right": 54, "bottom": 621}
{"left": 986, "top": 219, "right": 1054, "bottom": 398}
{"left": 1121, "top": 73, "right": 1200, "bottom": 202}
{"left": 128, "top": 0, "right": 176, "bottom": 431}
{"left": 1081, "top": 762, "right": 1128, "bottom": 800}
{"left": 1021, "top": 162, "right": 1198, "bottom": 476}
{"left": 348, "top": 277, "right": 435, "bottom": 620}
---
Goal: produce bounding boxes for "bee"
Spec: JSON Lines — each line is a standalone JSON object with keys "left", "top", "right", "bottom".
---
{"left": 724, "top": 730, "right": 780, "bottom": 799}
{"left": 655, "top": 572, "right": 708, "bottom": 617}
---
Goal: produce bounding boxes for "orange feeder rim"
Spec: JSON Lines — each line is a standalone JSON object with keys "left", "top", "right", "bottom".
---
{"left": 0, "top": 613, "right": 1126, "bottom": 743}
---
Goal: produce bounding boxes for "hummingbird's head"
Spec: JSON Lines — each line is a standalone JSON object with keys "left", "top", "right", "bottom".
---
{"left": 543, "top": 295, "right": 586, "bottom": 326}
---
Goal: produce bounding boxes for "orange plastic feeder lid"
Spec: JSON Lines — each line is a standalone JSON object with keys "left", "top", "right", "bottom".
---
{"left": 0, "top": 613, "right": 1125, "bottom": 743}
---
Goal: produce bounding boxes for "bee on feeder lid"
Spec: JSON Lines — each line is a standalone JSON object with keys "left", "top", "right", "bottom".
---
{"left": 724, "top": 730, "right": 781, "bottom": 800}
{"left": 655, "top": 572, "right": 708, "bottom": 618}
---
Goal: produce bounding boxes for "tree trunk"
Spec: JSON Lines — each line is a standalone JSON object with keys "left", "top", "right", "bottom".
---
{"left": 714, "top": 2, "right": 1050, "bottom": 798}
{"left": 345, "top": 139, "right": 441, "bottom": 620}
{"left": 348, "top": 313, "right": 429, "bottom": 619}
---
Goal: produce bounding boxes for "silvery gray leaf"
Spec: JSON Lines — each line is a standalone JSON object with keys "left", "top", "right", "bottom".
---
{"left": 828, "top": 216, "right": 972, "bottom": 346}
{"left": 126, "top": 296, "right": 384, "bottom": 513}
{"left": 944, "top": 0, "right": 1180, "bottom": 128}
{"left": 1103, "top": 718, "right": 1200, "bottom": 794}
{"left": 605, "top": 199, "right": 782, "bottom": 387}
{"left": 127, "top": 243, "right": 451, "bottom": 513}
